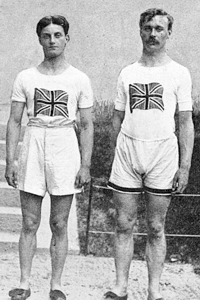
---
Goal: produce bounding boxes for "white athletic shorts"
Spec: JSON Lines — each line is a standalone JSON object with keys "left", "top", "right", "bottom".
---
{"left": 108, "top": 131, "right": 179, "bottom": 195}
{"left": 18, "top": 126, "right": 81, "bottom": 196}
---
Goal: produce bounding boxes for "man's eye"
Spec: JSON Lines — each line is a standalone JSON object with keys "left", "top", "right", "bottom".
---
{"left": 144, "top": 27, "right": 151, "bottom": 31}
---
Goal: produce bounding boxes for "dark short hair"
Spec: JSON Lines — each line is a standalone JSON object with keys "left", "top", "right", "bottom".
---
{"left": 36, "top": 15, "right": 69, "bottom": 37}
{"left": 139, "top": 8, "right": 174, "bottom": 31}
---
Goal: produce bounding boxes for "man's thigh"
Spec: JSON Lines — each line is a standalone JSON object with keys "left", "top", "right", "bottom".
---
{"left": 46, "top": 128, "right": 81, "bottom": 196}
{"left": 108, "top": 132, "right": 143, "bottom": 193}
{"left": 50, "top": 195, "right": 73, "bottom": 222}
{"left": 114, "top": 191, "right": 140, "bottom": 228}
{"left": 144, "top": 136, "right": 178, "bottom": 194}
{"left": 20, "top": 191, "right": 43, "bottom": 221}
{"left": 18, "top": 127, "right": 46, "bottom": 197}
{"left": 145, "top": 193, "right": 171, "bottom": 225}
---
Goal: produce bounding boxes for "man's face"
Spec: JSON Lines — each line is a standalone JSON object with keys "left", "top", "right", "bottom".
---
{"left": 39, "top": 23, "right": 69, "bottom": 58}
{"left": 140, "top": 15, "right": 171, "bottom": 53}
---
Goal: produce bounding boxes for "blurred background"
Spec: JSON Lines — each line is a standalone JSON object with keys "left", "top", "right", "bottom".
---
{"left": 1, "top": 0, "right": 200, "bottom": 105}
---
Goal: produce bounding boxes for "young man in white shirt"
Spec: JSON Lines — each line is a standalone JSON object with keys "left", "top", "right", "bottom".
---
{"left": 5, "top": 15, "right": 93, "bottom": 300}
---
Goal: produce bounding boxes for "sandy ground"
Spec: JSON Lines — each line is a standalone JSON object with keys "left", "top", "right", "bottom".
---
{"left": 0, "top": 250, "right": 200, "bottom": 300}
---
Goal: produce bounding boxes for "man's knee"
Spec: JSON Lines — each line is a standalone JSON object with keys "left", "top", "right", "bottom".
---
{"left": 22, "top": 214, "right": 40, "bottom": 234}
{"left": 50, "top": 215, "right": 68, "bottom": 235}
{"left": 116, "top": 213, "right": 137, "bottom": 235}
{"left": 147, "top": 219, "right": 165, "bottom": 240}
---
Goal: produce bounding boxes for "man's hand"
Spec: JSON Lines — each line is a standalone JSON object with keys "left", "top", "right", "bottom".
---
{"left": 172, "top": 167, "right": 189, "bottom": 194}
{"left": 75, "top": 165, "right": 91, "bottom": 189}
{"left": 5, "top": 163, "right": 18, "bottom": 188}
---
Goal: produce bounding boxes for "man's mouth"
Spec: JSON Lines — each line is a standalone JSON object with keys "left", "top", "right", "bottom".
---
{"left": 148, "top": 40, "right": 159, "bottom": 45}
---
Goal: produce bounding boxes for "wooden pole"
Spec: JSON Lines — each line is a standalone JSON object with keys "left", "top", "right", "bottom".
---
{"left": 85, "top": 178, "right": 93, "bottom": 255}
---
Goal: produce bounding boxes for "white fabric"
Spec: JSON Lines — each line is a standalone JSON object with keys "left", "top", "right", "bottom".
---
{"left": 18, "top": 126, "right": 81, "bottom": 196}
{"left": 115, "top": 60, "right": 193, "bottom": 141}
{"left": 109, "top": 131, "right": 178, "bottom": 192}
{"left": 11, "top": 65, "right": 93, "bottom": 127}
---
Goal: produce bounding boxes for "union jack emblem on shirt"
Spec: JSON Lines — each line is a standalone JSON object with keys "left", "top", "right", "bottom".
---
{"left": 34, "top": 88, "right": 69, "bottom": 118}
{"left": 129, "top": 82, "right": 164, "bottom": 113}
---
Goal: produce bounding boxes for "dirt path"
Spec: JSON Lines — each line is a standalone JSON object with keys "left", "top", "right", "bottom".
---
{"left": 0, "top": 251, "right": 200, "bottom": 300}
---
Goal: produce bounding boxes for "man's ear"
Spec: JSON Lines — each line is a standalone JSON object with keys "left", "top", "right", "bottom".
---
{"left": 167, "top": 29, "right": 172, "bottom": 38}
{"left": 66, "top": 34, "right": 70, "bottom": 42}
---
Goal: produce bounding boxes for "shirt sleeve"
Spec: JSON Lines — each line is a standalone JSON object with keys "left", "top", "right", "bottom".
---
{"left": 78, "top": 74, "right": 93, "bottom": 108}
{"left": 114, "top": 72, "right": 127, "bottom": 111}
{"left": 11, "top": 72, "right": 26, "bottom": 103}
{"left": 177, "top": 67, "right": 193, "bottom": 111}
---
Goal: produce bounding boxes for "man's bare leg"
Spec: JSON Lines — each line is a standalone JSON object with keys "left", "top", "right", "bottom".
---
{"left": 111, "top": 191, "right": 139, "bottom": 297}
{"left": 49, "top": 194, "right": 73, "bottom": 291}
{"left": 19, "top": 191, "right": 43, "bottom": 290}
{"left": 145, "top": 193, "right": 171, "bottom": 300}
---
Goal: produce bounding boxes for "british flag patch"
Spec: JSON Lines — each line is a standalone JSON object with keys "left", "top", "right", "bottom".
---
{"left": 129, "top": 82, "right": 164, "bottom": 113}
{"left": 34, "top": 88, "right": 69, "bottom": 118}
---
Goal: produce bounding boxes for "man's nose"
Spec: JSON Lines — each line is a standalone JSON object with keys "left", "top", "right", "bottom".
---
{"left": 150, "top": 28, "right": 156, "bottom": 36}
{"left": 50, "top": 35, "right": 56, "bottom": 43}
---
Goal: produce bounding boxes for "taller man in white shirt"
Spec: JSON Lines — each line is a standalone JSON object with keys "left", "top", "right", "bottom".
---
{"left": 105, "top": 8, "right": 194, "bottom": 300}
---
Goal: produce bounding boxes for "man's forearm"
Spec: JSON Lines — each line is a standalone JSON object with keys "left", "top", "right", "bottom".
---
{"left": 178, "top": 113, "right": 194, "bottom": 170}
{"left": 6, "top": 119, "right": 21, "bottom": 165}
{"left": 111, "top": 122, "right": 121, "bottom": 149}
{"left": 111, "top": 109, "right": 125, "bottom": 149}
{"left": 79, "top": 123, "right": 94, "bottom": 168}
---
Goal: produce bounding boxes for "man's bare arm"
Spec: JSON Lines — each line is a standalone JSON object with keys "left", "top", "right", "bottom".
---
{"left": 5, "top": 101, "right": 25, "bottom": 188}
{"left": 75, "top": 106, "right": 94, "bottom": 188}
{"left": 172, "top": 111, "right": 194, "bottom": 193}
{"left": 111, "top": 108, "right": 125, "bottom": 155}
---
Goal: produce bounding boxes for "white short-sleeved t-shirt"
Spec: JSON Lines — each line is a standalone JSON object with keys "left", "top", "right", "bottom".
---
{"left": 115, "top": 60, "right": 193, "bottom": 141}
{"left": 11, "top": 65, "right": 93, "bottom": 127}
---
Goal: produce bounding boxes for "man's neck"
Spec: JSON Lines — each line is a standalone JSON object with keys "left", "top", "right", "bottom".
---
{"left": 38, "top": 55, "right": 69, "bottom": 75}
{"left": 139, "top": 49, "right": 171, "bottom": 67}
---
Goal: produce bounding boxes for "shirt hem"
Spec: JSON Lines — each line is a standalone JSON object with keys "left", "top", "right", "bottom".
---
{"left": 120, "top": 129, "right": 176, "bottom": 142}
